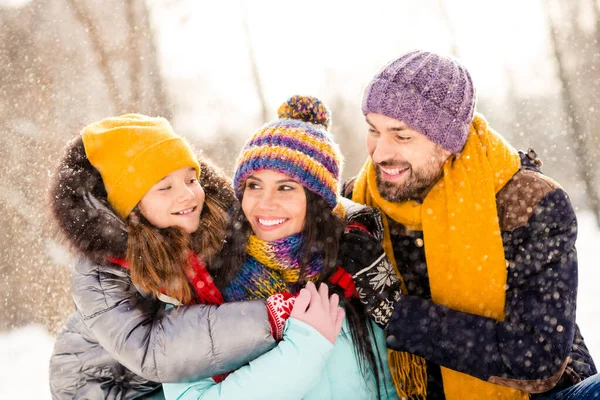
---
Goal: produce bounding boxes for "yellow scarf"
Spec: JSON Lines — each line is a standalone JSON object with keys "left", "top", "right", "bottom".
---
{"left": 353, "top": 114, "right": 528, "bottom": 400}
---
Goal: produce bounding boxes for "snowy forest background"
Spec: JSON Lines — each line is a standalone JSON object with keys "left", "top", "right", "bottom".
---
{"left": 1, "top": 0, "right": 599, "bottom": 397}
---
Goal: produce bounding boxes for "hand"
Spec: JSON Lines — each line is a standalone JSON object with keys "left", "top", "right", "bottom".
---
{"left": 266, "top": 292, "right": 296, "bottom": 341}
{"left": 290, "top": 281, "right": 345, "bottom": 344}
{"left": 339, "top": 230, "right": 402, "bottom": 329}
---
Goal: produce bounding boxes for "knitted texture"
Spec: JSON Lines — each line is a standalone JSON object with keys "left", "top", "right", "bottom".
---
{"left": 233, "top": 95, "right": 342, "bottom": 209}
{"left": 266, "top": 292, "right": 296, "bottom": 340}
{"left": 108, "top": 252, "right": 223, "bottom": 305}
{"left": 362, "top": 50, "right": 476, "bottom": 153}
{"left": 81, "top": 113, "right": 200, "bottom": 218}
{"left": 352, "top": 114, "right": 523, "bottom": 399}
{"left": 222, "top": 233, "right": 323, "bottom": 301}
{"left": 277, "top": 95, "right": 332, "bottom": 130}
{"left": 185, "top": 252, "right": 224, "bottom": 305}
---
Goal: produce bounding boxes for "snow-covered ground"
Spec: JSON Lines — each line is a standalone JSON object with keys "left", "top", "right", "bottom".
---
{"left": 0, "top": 324, "right": 55, "bottom": 398}
{"left": 1, "top": 212, "right": 598, "bottom": 399}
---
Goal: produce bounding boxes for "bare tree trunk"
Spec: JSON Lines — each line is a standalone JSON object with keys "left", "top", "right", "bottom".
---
{"left": 592, "top": 0, "right": 600, "bottom": 50}
{"left": 125, "top": 0, "right": 141, "bottom": 111}
{"left": 66, "top": 0, "right": 126, "bottom": 113}
{"left": 546, "top": 4, "right": 600, "bottom": 228}
{"left": 143, "top": 5, "right": 171, "bottom": 117}
{"left": 241, "top": 3, "right": 268, "bottom": 124}
{"left": 437, "top": 0, "right": 460, "bottom": 58}
{"left": 0, "top": 0, "right": 173, "bottom": 334}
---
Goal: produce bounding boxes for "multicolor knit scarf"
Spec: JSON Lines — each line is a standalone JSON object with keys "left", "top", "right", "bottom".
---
{"left": 222, "top": 233, "right": 323, "bottom": 301}
{"left": 352, "top": 114, "right": 528, "bottom": 400}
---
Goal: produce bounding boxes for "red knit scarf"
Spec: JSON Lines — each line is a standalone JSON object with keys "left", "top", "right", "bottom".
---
{"left": 108, "top": 251, "right": 223, "bottom": 305}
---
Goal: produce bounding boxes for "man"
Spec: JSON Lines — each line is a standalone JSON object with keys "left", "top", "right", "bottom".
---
{"left": 341, "top": 50, "right": 598, "bottom": 399}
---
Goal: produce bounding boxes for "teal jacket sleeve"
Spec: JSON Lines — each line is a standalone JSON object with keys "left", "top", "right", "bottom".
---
{"left": 162, "top": 318, "right": 334, "bottom": 400}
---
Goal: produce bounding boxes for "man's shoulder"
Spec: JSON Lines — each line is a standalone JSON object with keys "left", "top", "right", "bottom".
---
{"left": 497, "top": 167, "right": 565, "bottom": 231}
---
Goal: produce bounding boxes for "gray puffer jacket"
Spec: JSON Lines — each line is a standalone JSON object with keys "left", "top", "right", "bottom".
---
{"left": 48, "top": 137, "right": 275, "bottom": 399}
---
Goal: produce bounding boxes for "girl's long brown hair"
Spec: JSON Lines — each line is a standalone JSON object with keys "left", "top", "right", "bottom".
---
{"left": 126, "top": 158, "right": 234, "bottom": 305}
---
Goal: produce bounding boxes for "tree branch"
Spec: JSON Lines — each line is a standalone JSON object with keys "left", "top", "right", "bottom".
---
{"left": 66, "top": 0, "right": 125, "bottom": 113}
{"left": 545, "top": 2, "right": 600, "bottom": 227}
{"left": 241, "top": 3, "right": 268, "bottom": 124}
{"left": 125, "top": 0, "right": 140, "bottom": 110}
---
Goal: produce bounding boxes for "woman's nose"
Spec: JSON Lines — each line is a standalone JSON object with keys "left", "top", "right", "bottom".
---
{"left": 258, "top": 191, "right": 277, "bottom": 210}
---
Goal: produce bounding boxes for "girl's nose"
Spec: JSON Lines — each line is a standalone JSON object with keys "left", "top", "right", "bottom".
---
{"left": 177, "top": 185, "right": 195, "bottom": 203}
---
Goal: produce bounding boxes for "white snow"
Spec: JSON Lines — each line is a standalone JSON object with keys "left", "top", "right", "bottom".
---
{"left": 0, "top": 324, "right": 55, "bottom": 399}
{"left": 0, "top": 0, "right": 33, "bottom": 8}
{"left": 1, "top": 212, "right": 598, "bottom": 399}
{"left": 573, "top": 211, "right": 600, "bottom": 360}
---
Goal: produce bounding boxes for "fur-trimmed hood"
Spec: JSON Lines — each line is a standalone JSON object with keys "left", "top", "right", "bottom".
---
{"left": 49, "top": 136, "right": 236, "bottom": 265}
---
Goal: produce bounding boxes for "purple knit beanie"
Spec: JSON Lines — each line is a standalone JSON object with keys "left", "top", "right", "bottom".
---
{"left": 362, "top": 50, "right": 476, "bottom": 153}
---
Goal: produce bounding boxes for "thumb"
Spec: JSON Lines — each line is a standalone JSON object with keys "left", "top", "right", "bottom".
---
{"left": 290, "top": 289, "right": 310, "bottom": 318}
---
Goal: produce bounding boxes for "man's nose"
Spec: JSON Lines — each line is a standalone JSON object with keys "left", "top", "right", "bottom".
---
{"left": 371, "top": 134, "right": 395, "bottom": 164}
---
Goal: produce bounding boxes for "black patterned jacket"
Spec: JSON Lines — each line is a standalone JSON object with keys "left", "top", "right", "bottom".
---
{"left": 343, "top": 153, "right": 596, "bottom": 399}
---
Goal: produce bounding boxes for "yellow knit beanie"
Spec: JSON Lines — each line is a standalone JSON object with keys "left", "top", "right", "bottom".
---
{"left": 81, "top": 113, "right": 201, "bottom": 219}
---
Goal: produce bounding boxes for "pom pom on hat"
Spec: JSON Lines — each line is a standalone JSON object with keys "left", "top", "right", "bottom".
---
{"left": 277, "top": 95, "right": 331, "bottom": 130}
{"left": 234, "top": 95, "right": 342, "bottom": 209}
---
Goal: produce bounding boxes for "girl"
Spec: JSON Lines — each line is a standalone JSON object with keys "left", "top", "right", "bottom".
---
{"left": 163, "top": 96, "right": 400, "bottom": 399}
{"left": 48, "top": 114, "right": 341, "bottom": 399}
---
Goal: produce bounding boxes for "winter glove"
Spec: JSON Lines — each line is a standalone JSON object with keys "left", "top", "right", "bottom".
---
{"left": 338, "top": 229, "right": 402, "bottom": 329}
{"left": 266, "top": 292, "right": 296, "bottom": 341}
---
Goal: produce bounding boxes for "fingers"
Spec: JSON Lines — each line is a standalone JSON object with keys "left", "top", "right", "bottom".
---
{"left": 304, "top": 281, "right": 321, "bottom": 307}
{"left": 290, "top": 288, "right": 310, "bottom": 318}
{"left": 329, "top": 293, "right": 339, "bottom": 323}
{"left": 318, "top": 283, "right": 330, "bottom": 313}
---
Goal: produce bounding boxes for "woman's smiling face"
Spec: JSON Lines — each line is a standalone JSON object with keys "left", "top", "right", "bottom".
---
{"left": 241, "top": 169, "right": 307, "bottom": 242}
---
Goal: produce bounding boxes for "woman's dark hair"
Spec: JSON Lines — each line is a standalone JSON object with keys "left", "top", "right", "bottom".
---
{"left": 211, "top": 189, "right": 385, "bottom": 398}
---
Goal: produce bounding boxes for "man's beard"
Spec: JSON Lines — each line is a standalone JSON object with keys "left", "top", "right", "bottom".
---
{"left": 375, "top": 159, "right": 445, "bottom": 202}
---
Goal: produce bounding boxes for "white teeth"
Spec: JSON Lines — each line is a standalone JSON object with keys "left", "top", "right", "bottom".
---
{"left": 258, "top": 218, "right": 286, "bottom": 226}
{"left": 381, "top": 167, "right": 407, "bottom": 176}
{"left": 174, "top": 207, "right": 194, "bottom": 215}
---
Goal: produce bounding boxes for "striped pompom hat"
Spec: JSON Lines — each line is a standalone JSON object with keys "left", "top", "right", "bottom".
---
{"left": 233, "top": 95, "right": 343, "bottom": 209}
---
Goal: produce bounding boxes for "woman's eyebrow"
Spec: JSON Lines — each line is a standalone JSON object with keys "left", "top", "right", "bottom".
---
{"left": 275, "top": 179, "right": 299, "bottom": 184}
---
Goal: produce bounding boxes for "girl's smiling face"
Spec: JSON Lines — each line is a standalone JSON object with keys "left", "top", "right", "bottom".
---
{"left": 241, "top": 169, "right": 307, "bottom": 241}
{"left": 138, "top": 167, "right": 205, "bottom": 233}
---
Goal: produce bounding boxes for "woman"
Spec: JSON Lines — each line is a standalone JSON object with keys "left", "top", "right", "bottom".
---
{"left": 163, "top": 95, "right": 400, "bottom": 399}
{"left": 48, "top": 114, "right": 340, "bottom": 399}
